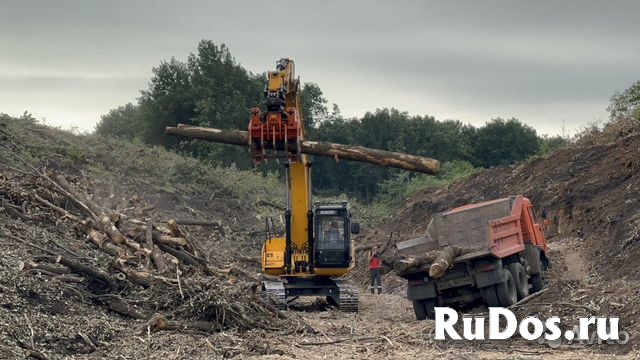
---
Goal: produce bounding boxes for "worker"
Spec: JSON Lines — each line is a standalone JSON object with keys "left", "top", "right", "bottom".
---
{"left": 541, "top": 207, "right": 550, "bottom": 232}
{"left": 326, "top": 221, "right": 342, "bottom": 248}
{"left": 369, "top": 246, "right": 382, "bottom": 294}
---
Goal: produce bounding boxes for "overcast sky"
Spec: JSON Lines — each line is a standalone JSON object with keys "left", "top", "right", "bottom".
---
{"left": 1, "top": 1, "right": 638, "bottom": 136}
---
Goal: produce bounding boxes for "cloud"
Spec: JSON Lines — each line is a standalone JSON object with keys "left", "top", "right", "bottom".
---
{"left": 0, "top": 0, "right": 639, "bottom": 136}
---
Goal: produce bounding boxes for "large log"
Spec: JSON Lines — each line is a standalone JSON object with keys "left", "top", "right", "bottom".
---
{"left": 145, "top": 221, "right": 168, "bottom": 273}
{"left": 429, "top": 246, "right": 463, "bottom": 278}
{"left": 165, "top": 124, "right": 439, "bottom": 175}
{"left": 392, "top": 253, "right": 438, "bottom": 275}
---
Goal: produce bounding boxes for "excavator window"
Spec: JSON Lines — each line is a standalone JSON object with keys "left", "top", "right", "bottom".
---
{"left": 317, "top": 217, "right": 346, "bottom": 250}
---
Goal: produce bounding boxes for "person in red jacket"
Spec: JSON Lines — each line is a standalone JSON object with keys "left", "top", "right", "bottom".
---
{"left": 369, "top": 246, "right": 382, "bottom": 294}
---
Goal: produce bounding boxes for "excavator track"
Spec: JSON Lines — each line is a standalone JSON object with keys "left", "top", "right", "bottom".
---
{"left": 261, "top": 280, "right": 287, "bottom": 310}
{"left": 334, "top": 279, "right": 359, "bottom": 312}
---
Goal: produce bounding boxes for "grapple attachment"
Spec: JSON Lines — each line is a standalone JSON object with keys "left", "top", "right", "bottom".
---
{"left": 248, "top": 106, "right": 302, "bottom": 165}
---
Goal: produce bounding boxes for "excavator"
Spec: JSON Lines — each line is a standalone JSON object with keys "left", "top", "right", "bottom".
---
{"left": 249, "top": 59, "right": 359, "bottom": 311}
{"left": 165, "top": 58, "right": 440, "bottom": 312}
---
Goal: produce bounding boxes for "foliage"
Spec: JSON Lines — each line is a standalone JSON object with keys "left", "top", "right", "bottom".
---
{"left": 300, "top": 82, "right": 328, "bottom": 130}
{"left": 607, "top": 80, "right": 640, "bottom": 122}
{"left": 96, "top": 40, "right": 547, "bottom": 203}
{"left": 471, "top": 118, "right": 540, "bottom": 168}
{"left": 538, "top": 134, "right": 569, "bottom": 156}
{"left": 95, "top": 103, "right": 140, "bottom": 139}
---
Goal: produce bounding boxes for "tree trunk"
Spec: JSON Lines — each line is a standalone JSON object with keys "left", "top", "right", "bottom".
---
{"left": 165, "top": 219, "right": 222, "bottom": 227}
{"left": 392, "top": 253, "right": 438, "bottom": 275}
{"left": 145, "top": 221, "right": 168, "bottom": 273}
{"left": 165, "top": 124, "right": 439, "bottom": 175}
{"left": 39, "top": 255, "right": 116, "bottom": 290}
{"left": 429, "top": 246, "right": 463, "bottom": 278}
{"left": 85, "top": 228, "right": 127, "bottom": 258}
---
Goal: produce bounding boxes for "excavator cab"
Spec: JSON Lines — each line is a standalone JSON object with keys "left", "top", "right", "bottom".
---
{"left": 314, "top": 203, "right": 358, "bottom": 269}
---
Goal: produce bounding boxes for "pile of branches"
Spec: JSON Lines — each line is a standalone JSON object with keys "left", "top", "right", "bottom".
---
{"left": 0, "top": 167, "right": 292, "bottom": 335}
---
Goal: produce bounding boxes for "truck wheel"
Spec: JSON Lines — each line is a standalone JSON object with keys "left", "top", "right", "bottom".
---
{"left": 531, "top": 273, "right": 546, "bottom": 293}
{"left": 412, "top": 299, "right": 437, "bottom": 320}
{"left": 412, "top": 300, "right": 428, "bottom": 320}
{"left": 508, "top": 263, "right": 529, "bottom": 299}
{"left": 424, "top": 299, "right": 437, "bottom": 319}
{"left": 495, "top": 270, "right": 518, "bottom": 306}
{"left": 483, "top": 285, "right": 501, "bottom": 307}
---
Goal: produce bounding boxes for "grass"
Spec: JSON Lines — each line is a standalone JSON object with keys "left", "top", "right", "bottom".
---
{"left": 0, "top": 113, "right": 285, "bottom": 208}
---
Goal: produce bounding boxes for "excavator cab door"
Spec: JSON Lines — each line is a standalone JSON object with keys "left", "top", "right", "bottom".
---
{"left": 314, "top": 204, "right": 352, "bottom": 269}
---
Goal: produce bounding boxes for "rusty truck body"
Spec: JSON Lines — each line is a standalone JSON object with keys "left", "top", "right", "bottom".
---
{"left": 395, "top": 195, "right": 550, "bottom": 320}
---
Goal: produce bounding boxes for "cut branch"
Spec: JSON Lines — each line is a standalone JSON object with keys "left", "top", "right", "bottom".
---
{"left": 145, "top": 221, "right": 167, "bottom": 273}
{"left": 165, "top": 219, "right": 222, "bottom": 227}
{"left": 52, "top": 175, "right": 99, "bottom": 220}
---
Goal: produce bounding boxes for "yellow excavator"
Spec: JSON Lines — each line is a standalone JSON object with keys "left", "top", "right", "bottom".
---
{"left": 248, "top": 59, "right": 359, "bottom": 311}
{"left": 166, "top": 58, "right": 439, "bottom": 312}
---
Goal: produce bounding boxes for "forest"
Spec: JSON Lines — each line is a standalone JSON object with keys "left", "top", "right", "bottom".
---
{"left": 96, "top": 40, "right": 639, "bottom": 202}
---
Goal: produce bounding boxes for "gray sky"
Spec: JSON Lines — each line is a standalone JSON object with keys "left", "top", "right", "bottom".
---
{"left": 1, "top": 1, "right": 638, "bottom": 136}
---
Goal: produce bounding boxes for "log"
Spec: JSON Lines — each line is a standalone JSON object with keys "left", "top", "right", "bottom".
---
{"left": 39, "top": 255, "right": 116, "bottom": 290}
{"left": 7, "top": 232, "right": 116, "bottom": 290}
{"left": 31, "top": 193, "right": 83, "bottom": 223}
{"left": 53, "top": 175, "right": 100, "bottom": 220}
{"left": 392, "top": 253, "right": 438, "bottom": 275}
{"left": 85, "top": 228, "right": 126, "bottom": 258}
{"left": 355, "top": 242, "right": 384, "bottom": 252}
{"left": 97, "top": 215, "right": 151, "bottom": 256}
{"left": 158, "top": 235, "right": 188, "bottom": 247}
{"left": 165, "top": 219, "right": 222, "bottom": 227}
{"left": 139, "top": 313, "right": 216, "bottom": 335}
{"left": 99, "top": 214, "right": 126, "bottom": 245}
{"left": 155, "top": 241, "right": 212, "bottom": 275}
{"left": 105, "top": 297, "right": 146, "bottom": 319}
{"left": 20, "top": 261, "right": 70, "bottom": 275}
{"left": 167, "top": 220, "right": 197, "bottom": 255}
{"left": 429, "top": 246, "right": 462, "bottom": 278}
{"left": 145, "top": 221, "right": 168, "bottom": 273}
{"left": 238, "top": 255, "right": 261, "bottom": 265}
{"left": 165, "top": 125, "right": 440, "bottom": 175}
{"left": 114, "top": 259, "right": 152, "bottom": 287}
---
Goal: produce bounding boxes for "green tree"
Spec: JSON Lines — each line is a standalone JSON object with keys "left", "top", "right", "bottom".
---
{"left": 539, "top": 135, "right": 568, "bottom": 156}
{"left": 608, "top": 80, "right": 640, "bottom": 122}
{"left": 472, "top": 118, "right": 540, "bottom": 168}
{"left": 133, "top": 41, "right": 265, "bottom": 166}
{"left": 95, "top": 103, "right": 140, "bottom": 139}
{"left": 300, "top": 82, "right": 328, "bottom": 131}
{"left": 138, "top": 57, "right": 195, "bottom": 148}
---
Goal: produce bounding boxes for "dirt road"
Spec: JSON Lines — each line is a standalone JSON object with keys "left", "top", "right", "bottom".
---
{"left": 230, "top": 237, "right": 638, "bottom": 360}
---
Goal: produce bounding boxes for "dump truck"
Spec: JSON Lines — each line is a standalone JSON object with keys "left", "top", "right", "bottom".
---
{"left": 393, "top": 195, "right": 550, "bottom": 320}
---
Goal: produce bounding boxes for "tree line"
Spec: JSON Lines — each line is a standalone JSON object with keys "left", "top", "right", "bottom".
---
{"left": 97, "top": 40, "right": 570, "bottom": 202}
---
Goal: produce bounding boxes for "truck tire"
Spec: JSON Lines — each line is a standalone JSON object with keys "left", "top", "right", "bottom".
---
{"left": 412, "top": 299, "right": 437, "bottom": 320}
{"left": 531, "top": 273, "right": 545, "bottom": 293}
{"left": 507, "top": 263, "right": 529, "bottom": 299}
{"left": 483, "top": 285, "right": 501, "bottom": 307}
{"left": 495, "top": 270, "right": 518, "bottom": 306}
